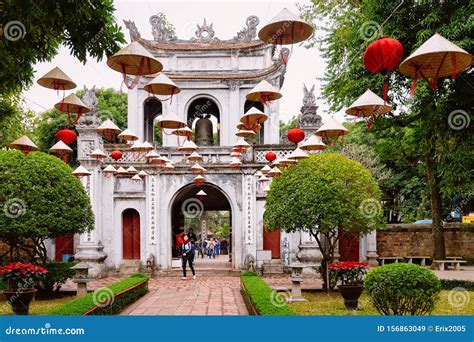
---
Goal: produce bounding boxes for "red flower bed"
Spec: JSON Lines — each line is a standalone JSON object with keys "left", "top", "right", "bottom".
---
{"left": 329, "top": 261, "right": 368, "bottom": 286}
{"left": 0, "top": 262, "right": 48, "bottom": 290}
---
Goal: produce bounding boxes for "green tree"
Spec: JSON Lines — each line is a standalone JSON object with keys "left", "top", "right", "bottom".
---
{"left": 300, "top": 0, "right": 473, "bottom": 259}
{"left": 264, "top": 153, "right": 384, "bottom": 288}
{"left": 0, "top": 151, "right": 94, "bottom": 262}
{"left": 0, "top": 95, "right": 35, "bottom": 149}
{"left": 0, "top": 0, "right": 125, "bottom": 96}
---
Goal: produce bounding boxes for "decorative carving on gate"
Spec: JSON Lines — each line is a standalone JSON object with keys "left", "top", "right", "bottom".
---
{"left": 76, "top": 88, "right": 101, "bottom": 128}
{"left": 297, "top": 84, "right": 322, "bottom": 133}
{"left": 233, "top": 15, "right": 259, "bottom": 41}
{"left": 150, "top": 13, "right": 177, "bottom": 41}
{"left": 124, "top": 19, "right": 141, "bottom": 42}
{"left": 191, "top": 19, "right": 219, "bottom": 43}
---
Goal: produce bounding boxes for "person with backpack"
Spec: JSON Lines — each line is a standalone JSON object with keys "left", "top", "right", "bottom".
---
{"left": 181, "top": 234, "right": 196, "bottom": 280}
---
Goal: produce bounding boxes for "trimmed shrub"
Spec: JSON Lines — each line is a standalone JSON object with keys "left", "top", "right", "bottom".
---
{"left": 49, "top": 273, "right": 148, "bottom": 315}
{"left": 37, "top": 261, "right": 76, "bottom": 295}
{"left": 364, "top": 263, "right": 441, "bottom": 315}
{"left": 240, "top": 272, "right": 295, "bottom": 315}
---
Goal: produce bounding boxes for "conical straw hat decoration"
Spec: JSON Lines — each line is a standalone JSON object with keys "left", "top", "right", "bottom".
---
{"left": 96, "top": 119, "right": 122, "bottom": 141}
{"left": 144, "top": 73, "right": 181, "bottom": 98}
{"left": 107, "top": 41, "right": 163, "bottom": 89}
{"left": 246, "top": 80, "right": 282, "bottom": 105}
{"left": 345, "top": 89, "right": 392, "bottom": 130}
{"left": 258, "top": 8, "right": 314, "bottom": 45}
{"left": 399, "top": 33, "right": 473, "bottom": 94}
{"left": 49, "top": 140, "right": 73, "bottom": 163}
{"left": 300, "top": 134, "right": 326, "bottom": 151}
{"left": 315, "top": 117, "right": 349, "bottom": 146}
{"left": 9, "top": 135, "right": 39, "bottom": 155}
{"left": 240, "top": 107, "right": 268, "bottom": 130}
{"left": 117, "top": 128, "right": 139, "bottom": 142}
{"left": 37, "top": 67, "right": 76, "bottom": 91}
{"left": 54, "top": 94, "right": 90, "bottom": 125}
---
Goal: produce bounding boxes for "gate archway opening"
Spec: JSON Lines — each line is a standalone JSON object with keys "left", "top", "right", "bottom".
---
{"left": 171, "top": 183, "right": 232, "bottom": 269}
{"left": 187, "top": 97, "right": 220, "bottom": 146}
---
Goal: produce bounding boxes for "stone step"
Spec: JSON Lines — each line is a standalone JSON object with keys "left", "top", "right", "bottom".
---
{"left": 262, "top": 260, "right": 285, "bottom": 275}
{"left": 163, "top": 268, "right": 241, "bottom": 277}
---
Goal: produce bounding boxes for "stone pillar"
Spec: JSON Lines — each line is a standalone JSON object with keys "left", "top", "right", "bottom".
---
{"left": 297, "top": 232, "right": 322, "bottom": 277}
{"left": 242, "top": 169, "right": 257, "bottom": 267}
{"left": 226, "top": 81, "right": 240, "bottom": 146}
{"left": 74, "top": 89, "right": 108, "bottom": 279}
{"left": 366, "top": 230, "right": 379, "bottom": 267}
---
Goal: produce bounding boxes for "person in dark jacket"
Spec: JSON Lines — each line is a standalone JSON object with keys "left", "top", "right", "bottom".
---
{"left": 181, "top": 235, "right": 196, "bottom": 280}
{"left": 188, "top": 228, "right": 198, "bottom": 243}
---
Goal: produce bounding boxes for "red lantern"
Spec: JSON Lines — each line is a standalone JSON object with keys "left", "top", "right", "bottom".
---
{"left": 265, "top": 151, "right": 277, "bottom": 162}
{"left": 287, "top": 128, "right": 305, "bottom": 144}
{"left": 55, "top": 129, "right": 76, "bottom": 145}
{"left": 363, "top": 36, "right": 404, "bottom": 103}
{"left": 110, "top": 150, "right": 123, "bottom": 161}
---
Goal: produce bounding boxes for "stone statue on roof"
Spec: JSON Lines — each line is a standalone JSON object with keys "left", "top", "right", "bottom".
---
{"left": 124, "top": 19, "right": 140, "bottom": 42}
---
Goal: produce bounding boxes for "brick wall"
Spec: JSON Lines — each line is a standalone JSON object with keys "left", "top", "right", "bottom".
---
{"left": 377, "top": 223, "right": 474, "bottom": 261}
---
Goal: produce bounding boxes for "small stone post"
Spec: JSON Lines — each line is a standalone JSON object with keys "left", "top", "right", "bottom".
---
{"left": 72, "top": 262, "right": 90, "bottom": 297}
{"left": 288, "top": 262, "right": 307, "bottom": 302}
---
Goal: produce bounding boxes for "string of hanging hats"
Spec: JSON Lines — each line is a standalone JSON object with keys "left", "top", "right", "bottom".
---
{"left": 107, "top": 41, "right": 162, "bottom": 90}
{"left": 246, "top": 80, "right": 282, "bottom": 107}
{"left": 117, "top": 128, "right": 139, "bottom": 143}
{"left": 72, "top": 165, "right": 92, "bottom": 178}
{"left": 345, "top": 89, "right": 392, "bottom": 130}
{"left": 102, "top": 165, "right": 117, "bottom": 177}
{"left": 37, "top": 67, "right": 76, "bottom": 91}
{"left": 398, "top": 33, "right": 473, "bottom": 95}
{"left": 258, "top": 8, "right": 314, "bottom": 64}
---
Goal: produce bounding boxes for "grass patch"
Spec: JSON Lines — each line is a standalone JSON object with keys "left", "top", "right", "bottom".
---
{"left": 49, "top": 273, "right": 149, "bottom": 316}
{"left": 290, "top": 290, "right": 474, "bottom": 315}
{"left": 241, "top": 272, "right": 295, "bottom": 316}
{"left": 0, "top": 293, "right": 74, "bottom": 316}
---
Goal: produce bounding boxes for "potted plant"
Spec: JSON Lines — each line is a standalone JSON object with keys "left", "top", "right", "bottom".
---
{"left": 329, "top": 261, "right": 368, "bottom": 310}
{"left": 0, "top": 262, "right": 47, "bottom": 315}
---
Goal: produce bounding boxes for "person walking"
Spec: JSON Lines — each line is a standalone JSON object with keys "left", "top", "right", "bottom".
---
{"left": 188, "top": 227, "right": 197, "bottom": 243}
{"left": 181, "top": 235, "right": 196, "bottom": 280}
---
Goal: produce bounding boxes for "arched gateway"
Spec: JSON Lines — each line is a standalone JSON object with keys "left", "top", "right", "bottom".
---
{"left": 65, "top": 14, "right": 379, "bottom": 278}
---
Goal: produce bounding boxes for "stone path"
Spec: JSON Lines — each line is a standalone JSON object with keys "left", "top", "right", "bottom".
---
{"left": 264, "top": 275, "right": 323, "bottom": 291}
{"left": 121, "top": 276, "right": 248, "bottom": 315}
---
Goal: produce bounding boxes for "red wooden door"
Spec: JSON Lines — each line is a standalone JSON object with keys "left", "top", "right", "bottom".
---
{"left": 123, "top": 209, "right": 140, "bottom": 259}
{"left": 55, "top": 235, "right": 74, "bottom": 261}
{"left": 338, "top": 229, "right": 359, "bottom": 261}
{"left": 263, "top": 229, "right": 281, "bottom": 259}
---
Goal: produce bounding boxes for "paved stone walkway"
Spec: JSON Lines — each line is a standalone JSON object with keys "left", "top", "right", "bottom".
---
{"left": 121, "top": 276, "right": 248, "bottom": 315}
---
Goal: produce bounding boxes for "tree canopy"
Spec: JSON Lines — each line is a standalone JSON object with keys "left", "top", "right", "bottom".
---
{"left": 299, "top": 0, "right": 473, "bottom": 258}
{"left": 0, "top": 151, "right": 94, "bottom": 261}
{"left": 0, "top": 0, "right": 125, "bottom": 96}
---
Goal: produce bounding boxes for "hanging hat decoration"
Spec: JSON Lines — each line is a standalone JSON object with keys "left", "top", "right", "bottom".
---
{"left": 240, "top": 107, "right": 268, "bottom": 130}
{"left": 171, "top": 126, "right": 193, "bottom": 138}
{"left": 300, "top": 134, "right": 326, "bottom": 151}
{"left": 158, "top": 113, "right": 187, "bottom": 141}
{"left": 89, "top": 148, "right": 107, "bottom": 160}
{"left": 138, "top": 170, "right": 148, "bottom": 177}
{"left": 72, "top": 165, "right": 92, "bottom": 178}
{"left": 315, "top": 117, "right": 349, "bottom": 146}
{"left": 196, "top": 190, "right": 207, "bottom": 202}
{"left": 107, "top": 41, "right": 163, "bottom": 89}
{"left": 49, "top": 140, "right": 72, "bottom": 163}
{"left": 127, "top": 166, "right": 138, "bottom": 174}
{"left": 55, "top": 128, "right": 76, "bottom": 145}
{"left": 287, "top": 128, "right": 305, "bottom": 145}
{"left": 265, "top": 151, "right": 277, "bottom": 163}
{"left": 178, "top": 139, "right": 199, "bottom": 153}
{"left": 288, "top": 147, "right": 309, "bottom": 161}
{"left": 258, "top": 8, "right": 314, "bottom": 64}
{"left": 110, "top": 150, "right": 123, "bottom": 161}
{"left": 236, "top": 129, "right": 257, "bottom": 139}
{"left": 271, "top": 158, "right": 282, "bottom": 166}
{"left": 363, "top": 36, "right": 404, "bottom": 103}
{"left": 165, "top": 162, "right": 175, "bottom": 170}
{"left": 268, "top": 166, "right": 282, "bottom": 177}
{"left": 54, "top": 93, "right": 90, "bottom": 125}
{"left": 37, "top": 66, "right": 76, "bottom": 92}
{"left": 345, "top": 89, "right": 392, "bottom": 130}
{"left": 246, "top": 80, "right": 282, "bottom": 106}
{"left": 102, "top": 165, "right": 117, "bottom": 177}
{"left": 230, "top": 151, "right": 242, "bottom": 158}
{"left": 145, "top": 150, "right": 160, "bottom": 160}
{"left": 233, "top": 137, "right": 251, "bottom": 152}
{"left": 141, "top": 141, "right": 155, "bottom": 151}
{"left": 117, "top": 128, "right": 139, "bottom": 142}
{"left": 188, "top": 151, "right": 203, "bottom": 162}
{"left": 96, "top": 119, "right": 122, "bottom": 141}
{"left": 193, "top": 175, "right": 205, "bottom": 185}
{"left": 399, "top": 33, "right": 473, "bottom": 95}
{"left": 280, "top": 155, "right": 298, "bottom": 166}
{"left": 131, "top": 174, "right": 142, "bottom": 183}
{"left": 9, "top": 135, "right": 39, "bottom": 155}
{"left": 255, "top": 171, "right": 264, "bottom": 178}
{"left": 144, "top": 73, "right": 181, "bottom": 103}
{"left": 116, "top": 166, "right": 128, "bottom": 175}
{"left": 191, "top": 162, "right": 206, "bottom": 174}
{"left": 258, "top": 175, "right": 270, "bottom": 183}
{"left": 230, "top": 157, "right": 242, "bottom": 169}
{"left": 261, "top": 164, "right": 272, "bottom": 174}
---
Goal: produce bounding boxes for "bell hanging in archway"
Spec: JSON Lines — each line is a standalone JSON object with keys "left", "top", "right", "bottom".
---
{"left": 195, "top": 114, "right": 213, "bottom": 146}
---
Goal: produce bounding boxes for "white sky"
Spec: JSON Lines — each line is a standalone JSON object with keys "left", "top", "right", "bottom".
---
{"left": 21, "top": 0, "right": 345, "bottom": 124}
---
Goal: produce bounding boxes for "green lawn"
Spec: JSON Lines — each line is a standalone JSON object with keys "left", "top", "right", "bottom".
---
{"left": 0, "top": 294, "right": 75, "bottom": 315}
{"left": 289, "top": 290, "right": 474, "bottom": 316}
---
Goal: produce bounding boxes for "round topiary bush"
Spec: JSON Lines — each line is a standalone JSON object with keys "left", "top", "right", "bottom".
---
{"left": 364, "top": 263, "right": 441, "bottom": 315}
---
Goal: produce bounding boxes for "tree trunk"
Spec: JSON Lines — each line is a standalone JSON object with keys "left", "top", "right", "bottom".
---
{"left": 425, "top": 157, "right": 446, "bottom": 260}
